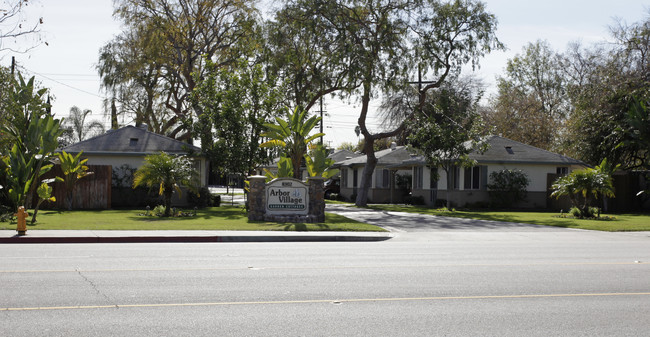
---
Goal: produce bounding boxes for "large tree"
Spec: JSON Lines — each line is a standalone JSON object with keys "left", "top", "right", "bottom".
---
{"left": 562, "top": 15, "right": 650, "bottom": 168}
{"left": 265, "top": 0, "right": 362, "bottom": 113}
{"left": 0, "top": 0, "right": 44, "bottom": 53}
{"left": 482, "top": 40, "right": 569, "bottom": 151}
{"left": 97, "top": 22, "right": 167, "bottom": 132}
{"left": 309, "top": 0, "right": 501, "bottom": 206}
{"left": 99, "top": 0, "right": 258, "bottom": 140}
{"left": 193, "top": 59, "right": 283, "bottom": 180}
{"left": 406, "top": 76, "right": 487, "bottom": 209}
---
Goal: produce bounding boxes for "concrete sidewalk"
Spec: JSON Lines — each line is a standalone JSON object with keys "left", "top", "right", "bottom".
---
{"left": 0, "top": 229, "right": 392, "bottom": 244}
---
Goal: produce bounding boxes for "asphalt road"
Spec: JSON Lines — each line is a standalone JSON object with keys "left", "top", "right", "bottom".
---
{"left": 1, "top": 228, "right": 649, "bottom": 336}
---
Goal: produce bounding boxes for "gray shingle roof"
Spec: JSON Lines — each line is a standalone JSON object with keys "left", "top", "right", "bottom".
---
{"left": 328, "top": 149, "right": 363, "bottom": 162}
{"left": 61, "top": 125, "right": 201, "bottom": 155}
{"left": 398, "top": 136, "right": 585, "bottom": 166}
{"left": 333, "top": 146, "right": 413, "bottom": 167}
{"left": 469, "top": 136, "right": 585, "bottom": 165}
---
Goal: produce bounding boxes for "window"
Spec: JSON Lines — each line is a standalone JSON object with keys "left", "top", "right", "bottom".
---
{"left": 383, "top": 169, "right": 390, "bottom": 188}
{"left": 414, "top": 166, "right": 423, "bottom": 189}
{"left": 464, "top": 166, "right": 482, "bottom": 190}
{"left": 450, "top": 166, "right": 460, "bottom": 190}
{"left": 430, "top": 168, "right": 438, "bottom": 189}
{"left": 341, "top": 169, "right": 348, "bottom": 188}
{"left": 353, "top": 169, "right": 358, "bottom": 188}
{"left": 375, "top": 168, "right": 390, "bottom": 188}
{"left": 557, "top": 167, "right": 569, "bottom": 176}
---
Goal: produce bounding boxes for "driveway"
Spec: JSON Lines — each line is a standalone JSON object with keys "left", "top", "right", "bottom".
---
{"left": 326, "top": 204, "right": 571, "bottom": 232}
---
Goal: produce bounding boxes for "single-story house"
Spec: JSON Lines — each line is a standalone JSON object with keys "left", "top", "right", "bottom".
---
{"left": 332, "top": 143, "right": 414, "bottom": 203}
{"left": 60, "top": 125, "right": 208, "bottom": 207}
{"left": 395, "top": 136, "right": 587, "bottom": 208}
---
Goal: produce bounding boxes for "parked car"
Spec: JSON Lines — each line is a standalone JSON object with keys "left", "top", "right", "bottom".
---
{"left": 323, "top": 178, "right": 340, "bottom": 199}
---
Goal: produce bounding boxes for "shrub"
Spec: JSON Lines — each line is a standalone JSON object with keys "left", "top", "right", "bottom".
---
{"left": 152, "top": 205, "right": 166, "bottom": 217}
{"left": 487, "top": 169, "right": 529, "bottom": 208}
{"left": 551, "top": 166, "right": 614, "bottom": 219}
{"left": 434, "top": 199, "right": 448, "bottom": 208}
{"left": 188, "top": 187, "right": 213, "bottom": 208}
{"left": 0, "top": 205, "right": 13, "bottom": 222}
{"left": 569, "top": 206, "right": 600, "bottom": 219}
{"left": 407, "top": 195, "right": 425, "bottom": 205}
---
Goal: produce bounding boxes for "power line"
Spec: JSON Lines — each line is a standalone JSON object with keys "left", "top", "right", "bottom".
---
{"left": 17, "top": 65, "right": 105, "bottom": 99}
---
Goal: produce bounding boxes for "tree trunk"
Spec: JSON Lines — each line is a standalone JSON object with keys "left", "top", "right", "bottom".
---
{"left": 355, "top": 139, "right": 378, "bottom": 207}
{"left": 292, "top": 154, "right": 303, "bottom": 180}
{"left": 164, "top": 191, "right": 173, "bottom": 217}
{"left": 111, "top": 99, "right": 118, "bottom": 130}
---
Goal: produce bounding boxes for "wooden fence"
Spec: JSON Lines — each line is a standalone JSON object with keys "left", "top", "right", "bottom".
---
{"left": 37, "top": 165, "right": 112, "bottom": 209}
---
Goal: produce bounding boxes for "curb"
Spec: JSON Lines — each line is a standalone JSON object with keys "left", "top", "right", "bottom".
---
{"left": 0, "top": 234, "right": 392, "bottom": 244}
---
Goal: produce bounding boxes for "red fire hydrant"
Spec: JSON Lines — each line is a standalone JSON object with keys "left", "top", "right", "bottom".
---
{"left": 16, "top": 206, "right": 27, "bottom": 236}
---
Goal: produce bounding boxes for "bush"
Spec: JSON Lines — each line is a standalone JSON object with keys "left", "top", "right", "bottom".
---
{"left": 0, "top": 204, "right": 13, "bottom": 222}
{"left": 569, "top": 206, "right": 600, "bottom": 218}
{"left": 434, "top": 199, "right": 448, "bottom": 208}
{"left": 349, "top": 193, "right": 357, "bottom": 203}
{"left": 188, "top": 187, "right": 215, "bottom": 208}
{"left": 405, "top": 195, "right": 425, "bottom": 205}
{"left": 487, "top": 169, "right": 529, "bottom": 208}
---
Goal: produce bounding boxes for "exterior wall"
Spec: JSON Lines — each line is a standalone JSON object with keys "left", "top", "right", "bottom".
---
{"left": 84, "top": 154, "right": 208, "bottom": 187}
{"left": 410, "top": 163, "right": 584, "bottom": 209}
{"left": 339, "top": 167, "right": 411, "bottom": 203}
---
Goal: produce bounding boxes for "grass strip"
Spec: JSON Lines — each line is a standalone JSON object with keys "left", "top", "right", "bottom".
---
{"left": 0, "top": 206, "right": 386, "bottom": 232}
{"left": 363, "top": 204, "right": 650, "bottom": 231}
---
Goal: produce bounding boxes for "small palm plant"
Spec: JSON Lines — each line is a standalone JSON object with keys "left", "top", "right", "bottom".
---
{"left": 57, "top": 150, "right": 94, "bottom": 211}
{"left": 133, "top": 152, "right": 199, "bottom": 217}
{"left": 261, "top": 106, "right": 324, "bottom": 180}
{"left": 551, "top": 164, "right": 615, "bottom": 218}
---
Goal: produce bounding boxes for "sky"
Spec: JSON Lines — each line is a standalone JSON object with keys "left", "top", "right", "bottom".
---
{"left": 2, "top": 0, "right": 648, "bottom": 148}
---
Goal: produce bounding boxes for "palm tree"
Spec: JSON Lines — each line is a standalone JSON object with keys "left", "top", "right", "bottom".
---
{"left": 57, "top": 150, "right": 93, "bottom": 211}
{"left": 132, "top": 152, "right": 199, "bottom": 217}
{"left": 551, "top": 166, "right": 615, "bottom": 218}
{"left": 62, "top": 106, "right": 105, "bottom": 144}
{"left": 260, "top": 107, "right": 324, "bottom": 180}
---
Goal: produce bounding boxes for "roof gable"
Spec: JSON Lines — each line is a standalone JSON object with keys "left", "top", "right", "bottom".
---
{"left": 61, "top": 125, "right": 201, "bottom": 155}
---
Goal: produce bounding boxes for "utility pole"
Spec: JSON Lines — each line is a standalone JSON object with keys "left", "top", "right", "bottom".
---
{"left": 11, "top": 56, "right": 16, "bottom": 75}
{"left": 317, "top": 96, "right": 327, "bottom": 145}
{"left": 408, "top": 65, "right": 438, "bottom": 114}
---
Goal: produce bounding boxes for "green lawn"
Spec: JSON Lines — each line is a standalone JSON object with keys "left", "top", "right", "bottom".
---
{"left": 0, "top": 206, "right": 386, "bottom": 232}
{"left": 363, "top": 204, "right": 650, "bottom": 232}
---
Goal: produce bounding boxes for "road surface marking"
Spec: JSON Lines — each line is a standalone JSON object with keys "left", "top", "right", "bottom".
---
{"left": 1, "top": 261, "right": 647, "bottom": 273}
{"left": 4, "top": 292, "right": 650, "bottom": 311}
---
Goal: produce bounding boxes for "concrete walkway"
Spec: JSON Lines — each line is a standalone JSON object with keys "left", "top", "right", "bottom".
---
{"left": 325, "top": 204, "right": 572, "bottom": 232}
{"left": 0, "top": 229, "right": 392, "bottom": 244}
